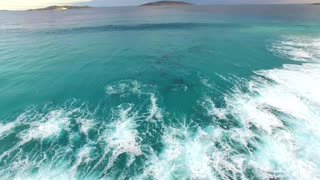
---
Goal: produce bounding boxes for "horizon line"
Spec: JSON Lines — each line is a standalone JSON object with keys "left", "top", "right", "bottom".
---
{"left": 0, "top": 2, "right": 316, "bottom": 11}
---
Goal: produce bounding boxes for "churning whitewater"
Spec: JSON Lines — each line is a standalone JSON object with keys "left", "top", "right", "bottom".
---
{"left": 0, "top": 35, "right": 319, "bottom": 179}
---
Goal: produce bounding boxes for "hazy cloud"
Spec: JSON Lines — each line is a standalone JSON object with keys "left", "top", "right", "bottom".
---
{"left": 85, "top": 0, "right": 318, "bottom": 6}
{"left": 0, "top": 0, "right": 91, "bottom": 10}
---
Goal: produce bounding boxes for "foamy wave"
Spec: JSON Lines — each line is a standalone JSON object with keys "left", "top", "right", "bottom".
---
{"left": 270, "top": 36, "right": 320, "bottom": 62}
{"left": 0, "top": 81, "right": 166, "bottom": 179}
{"left": 105, "top": 80, "right": 155, "bottom": 97}
{"left": 257, "top": 63, "right": 320, "bottom": 106}
{"left": 1, "top": 35, "right": 320, "bottom": 179}
{"left": 142, "top": 124, "right": 216, "bottom": 179}
{"left": 0, "top": 122, "right": 16, "bottom": 137}
{"left": 211, "top": 36, "right": 320, "bottom": 178}
{"left": 76, "top": 118, "right": 95, "bottom": 136}
{"left": 147, "top": 94, "right": 163, "bottom": 121}
{"left": 20, "top": 110, "right": 70, "bottom": 142}
{"left": 100, "top": 104, "right": 142, "bottom": 173}
{"left": 201, "top": 97, "right": 227, "bottom": 120}
{"left": 0, "top": 102, "right": 96, "bottom": 179}
{"left": 143, "top": 35, "right": 320, "bottom": 179}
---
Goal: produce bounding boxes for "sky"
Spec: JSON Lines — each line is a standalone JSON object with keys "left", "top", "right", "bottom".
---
{"left": 0, "top": 0, "right": 318, "bottom": 10}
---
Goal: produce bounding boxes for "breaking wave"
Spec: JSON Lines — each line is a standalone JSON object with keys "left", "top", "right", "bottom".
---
{"left": 0, "top": 81, "right": 164, "bottom": 179}
{"left": 0, "top": 35, "right": 319, "bottom": 179}
{"left": 141, "top": 35, "right": 320, "bottom": 179}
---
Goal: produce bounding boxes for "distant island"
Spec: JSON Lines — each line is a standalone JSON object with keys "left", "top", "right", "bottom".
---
{"left": 29, "top": 6, "right": 90, "bottom": 11}
{"left": 141, "top": 1, "right": 193, "bottom": 6}
{"left": 310, "top": 3, "right": 320, "bottom": 5}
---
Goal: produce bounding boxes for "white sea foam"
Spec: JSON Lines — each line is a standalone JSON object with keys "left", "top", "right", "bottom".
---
{"left": 69, "top": 145, "right": 94, "bottom": 177}
{"left": 106, "top": 80, "right": 144, "bottom": 96}
{"left": 201, "top": 97, "right": 227, "bottom": 119}
{"left": 13, "top": 169, "right": 76, "bottom": 180}
{"left": 1, "top": 81, "right": 160, "bottom": 178}
{"left": 0, "top": 122, "right": 16, "bottom": 137}
{"left": 143, "top": 35, "right": 320, "bottom": 179}
{"left": 2, "top": 35, "right": 320, "bottom": 179}
{"left": 90, "top": 103, "right": 142, "bottom": 176}
{"left": 76, "top": 118, "right": 94, "bottom": 136}
{"left": 224, "top": 36, "right": 320, "bottom": 178}
{"left": 0, "top": 104, "right": 97, "bottom": 179}
{"left": 105, "top": 105, "right": 142, "bottom": 157}
{"left": 20, "top": 110, "right": 70, "bottom": 142}
{"left": 270, "top": 36, "right": 320, "bottom": 62}
{"left": 146, "top": 93, "right": 163, "bottom": 121}
{"left": 142, "top": 125, "right": 216, "bottom": 180}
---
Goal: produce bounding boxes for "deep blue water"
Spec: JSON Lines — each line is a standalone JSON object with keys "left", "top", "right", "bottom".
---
{"left": 0, "top": 5, "right": 320, "bottom": 179}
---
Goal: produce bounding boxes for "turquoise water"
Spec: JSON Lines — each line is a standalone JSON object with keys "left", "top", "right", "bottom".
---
{"left": 0, "top": 5, "right": 320, "bottom": 179}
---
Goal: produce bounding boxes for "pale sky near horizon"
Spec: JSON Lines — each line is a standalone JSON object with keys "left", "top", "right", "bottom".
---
{"left": 0, "top": 0, "right": 317, "bottom": 10}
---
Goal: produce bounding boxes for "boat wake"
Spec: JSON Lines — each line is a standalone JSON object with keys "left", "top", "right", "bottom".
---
{"left": 0, "top": 35, "right": 319, "bottom": 179}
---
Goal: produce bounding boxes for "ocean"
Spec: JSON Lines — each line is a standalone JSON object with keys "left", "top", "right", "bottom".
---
{"left": 0, "top": 5, "right": 320, "bottom": 179}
